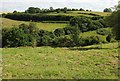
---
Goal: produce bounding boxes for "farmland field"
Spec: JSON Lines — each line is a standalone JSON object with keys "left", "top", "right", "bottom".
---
{"left": 2, "top": 42, "right": 118, "bottom": 79}
{"left": 46, "top": 11, "right": 111, "bottom": 16}
{"left": 1, "top": 18, "right": 67, "bottom": 31}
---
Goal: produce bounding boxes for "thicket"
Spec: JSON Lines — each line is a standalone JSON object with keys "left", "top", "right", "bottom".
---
{"left": 79, "top": 36, "right": 103, "bottom": 46}
{"left": 2, "top": 23, "right": 39, "bottom": 47}
{"left": 69, "top": 16, "right": 107, "bottom": 32}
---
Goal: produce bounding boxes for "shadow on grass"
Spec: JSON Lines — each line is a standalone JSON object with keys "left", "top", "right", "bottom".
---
{"left": 69, "top": 47, "right": 110, "bottom": 51}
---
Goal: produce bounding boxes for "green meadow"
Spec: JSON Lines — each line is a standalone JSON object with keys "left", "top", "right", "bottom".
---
{"left": 47, "top": 11, "right": 111, "bottom": 16}
{"left": 2, "top": 42, "right": 118, "bottom": 79}
{"left": 1, "top": 18, "right": 67, "bottom": 31}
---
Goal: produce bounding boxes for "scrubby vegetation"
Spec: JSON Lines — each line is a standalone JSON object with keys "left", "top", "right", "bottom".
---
{"left": 69, "top": 16, "right": 107, "bottom": 32}
{"left": 2, "top": 16, "right": 115, "bottom": 47}
{"left": 1, "top": 7, "right": 114, "bottom": 48}
{"left": 106, "top": 4, "right": 120, "bottom": 40}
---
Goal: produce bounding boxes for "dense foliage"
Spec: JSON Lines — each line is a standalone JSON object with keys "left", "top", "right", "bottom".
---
{"left": 103, "top": 8, "right": 112, "bottom": 12}
{"left": 2, "top": 23, "right": 39, "bottom": 47}
{"left": 96, "top": 28, "right": 111, "bottom": 35}
{"left": 4, "top": 13, "right": 73, "bottom": 21}
{"left": 24, "top": 7, "right": 91, "bottom": 14}
{"left": 2, "top": 22, "right": 110, "bottom": 47}
{"left": 2, "top": 12, "right": 111, "bottom": 47}
{"left": 69, "top": 16, "right": 107, "bottom": 32}
{"left": 79, "top": 36, "right": 102, "bottom": 46}
{"left": 2, "top": 28, "right": 34, "bottom": 47}
{"left": 106, "top": 4, "right": 120, "bottom": 40}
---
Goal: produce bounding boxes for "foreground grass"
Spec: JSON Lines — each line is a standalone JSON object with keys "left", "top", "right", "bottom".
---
{"left": 2, "top": 42, "right": 118, "bottom": 79}
{"left": 1, "top": 18, "right": 67, "bottom": 31}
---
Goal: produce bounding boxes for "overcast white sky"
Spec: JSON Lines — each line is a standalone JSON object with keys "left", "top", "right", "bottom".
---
{"left": 0, "top": 0, "right": 118, "bottom": 12}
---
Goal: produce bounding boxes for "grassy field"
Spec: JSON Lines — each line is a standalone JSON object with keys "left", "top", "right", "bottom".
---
{"left": 0, "top": 11, "right": 110, "bottom": 16}
{"left": 0, "top": 12, "right": 11, "bottom": 14}
{"left": 1, "top": 18, "right": 67, "bottom": 31}
{"left": 2, "top": 42, "right": 118, "bottom": 79}
{"left": 80, "top": 28, "right": 113, "bottom": 43}
{"left": 1, "top": 10, "right": 111, "bottom": 31}
{"left": 47, "top": 11, "right": 111, "bottom": 16}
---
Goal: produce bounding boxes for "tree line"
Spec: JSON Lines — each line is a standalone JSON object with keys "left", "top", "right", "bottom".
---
{"left": 12, "top": 7, "right": 112, "bottom": 14}
{"left": 3, "top": 12, "right": 104, "bottom": 22}
{"left": 4, "top": 13, "right": 73, "bottom": 21}
{"left": 13, "top": 7, "right": 91, "bottom": 14}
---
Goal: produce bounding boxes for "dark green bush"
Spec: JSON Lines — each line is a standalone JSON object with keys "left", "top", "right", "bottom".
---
{"left": 103, "top": 8, "right": 112, "bottom": 12}
{"left": 54, "top": 28, "right": 65, "bottom": 37}
{"left": 2, "top": 23, "right": 40, "bottom": 47}
{"left": 91, "top": 16, "right": 103, "bottom": 20}
{"left": 79, "top": 36, "right": 101, "bottom": 46}
{"left": 2, "top": 27, "right": 34, "bottom": 47}
{"left": 96, "top": 28, "right": 110, "bottom": 35}
{"left": 106, "top": 34, "right": 112, "bottom": 42}
{"left": 64, "top": 26, "right": 80, "bottom": 35}
{"left": 5, "top": 13, "right": 73, "bottom": 21}
{"left": 19, "top": 23, "right": 39, "bottom": 46}
{"left": 19, "top": 23, "right": 30, "bottom": 34}
{"left": 38, "top": 29, "right": 55, "bottom": 46}
{"left": 52, "top": 35, "right": 74, "bottom": 47}
{"left": 41, "top": 35, "right": 53, "bottom": 46}
{"left": 69, "top": 16, "right": 106, "bottom": 32}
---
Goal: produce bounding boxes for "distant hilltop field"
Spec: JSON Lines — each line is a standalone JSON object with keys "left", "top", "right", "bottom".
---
{"left": 0, "top": 12, "right": 11, "bottom": 14}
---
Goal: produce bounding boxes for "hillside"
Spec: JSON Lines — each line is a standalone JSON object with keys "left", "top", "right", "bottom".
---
{"left": 1, "top": 10, "right": 111, "bottom": 31}
{"left": 1, "top": 17, "right": 112, "bottom": 42}
{"left": 2, "top": 42, "right": 118, "bottom": 79}
{"left": 2, "top": 10, "right": 118, "bottom": 79}
{"left": 47, "top": 11, "right": 111, "bottom": 16}
{"left": 1, "top": 18, "right": 67, "bottom": 31}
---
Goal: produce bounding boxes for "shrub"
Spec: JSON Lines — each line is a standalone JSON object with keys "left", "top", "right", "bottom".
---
{"left": 79, "top": 36, "right": 102, "bottom": 46}
{"left": 19, "top": 23, "right": 39, "bottom": 46}
{"left": 92, "top": 20, "right": 104, "bottom": 28}
{"left": 41, "top": 35, "right": 53, "bottom": 46}
{"left": 2, "top": 23, "right": 41, "bottom": 47}
{"left": 63, "top": 26, "right": 81, "bottom": 45}
{"left": 38, "top": 29, "right": 55, "bottom": 46}
{"left": 103, "top": 8, "right": 112, "bottom": 12}
{"left": 52, "top": 35, "right": 74, "bottom": 47}
{"left": 19, "top": 23, "right": 30, "bottom": 34}
{"left": 96, "top": 28, "right": 110, "bottom": 35}
{"left": 64, "top": 27, "right": 78, "bottom": 35}
{"left": 54, "top": 28, "right": 65, "bottom": 37}
{"left": 91, "top": 16, "right": 103, "bottom": 20}
{"left": 106, "top": 34, "right": 112, "bottom": 42}
{"left": 69, "top": 16, "right": 106, "bottom": 32}
{"left": 2, "top": 27, "right": 35, "bottom": 47}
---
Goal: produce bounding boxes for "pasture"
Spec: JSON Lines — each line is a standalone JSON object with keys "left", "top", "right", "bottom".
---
{"left": 47, "top": 11, "right": 111, "bottom": 17}
{"left": 2, "top": 42, "right": 118, "bottom": 79}
{"left": 1, "top": 18, "right": 67, "bottom": 31}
